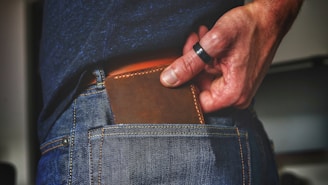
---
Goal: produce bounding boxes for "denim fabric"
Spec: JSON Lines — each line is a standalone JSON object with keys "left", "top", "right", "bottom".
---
{"left": 37, "top": 69, "right": 279, "bottom": 185}
{"left": 38, "top": 0, "right": 244, "bottom": 142}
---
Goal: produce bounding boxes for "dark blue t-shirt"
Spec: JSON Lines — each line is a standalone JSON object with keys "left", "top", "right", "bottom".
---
{"left": 39, "top": 0, "right": 243, "bottom": 140}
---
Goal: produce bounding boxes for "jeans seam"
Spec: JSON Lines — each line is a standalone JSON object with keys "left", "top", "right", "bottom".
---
{"left": 40, "top": 136, "right": 70, "bottom": 155}
{"left": 88, "top": 131, "right": 95, "bottom": 185}
{"left": 246, "top": 133, "right": 251, "bottom": 185}
{"left": 96, "top": 67, "right": 105, "bottom": 89}
{"left": 68, "top": 99, "right": 77, "bottom": 185}
{"left": 80, "top": 89, "right": 106, "bottom": 97}
{"left": 97, "top": 128, "right": 105, "bottom": 185}
{"left": 236, "top": 127, "right": 246, "bottom": 185}
{"left": 40, "top": 137, "right": 63, "bottom": 148}
{"left": 41, "top": 144, "right": 64, "bottom": 155}
{"left": 89, "top": 132, "right": 246, "bottom": 138}
{"left": 98, "top": 124, "right": 236, "bottom": 130}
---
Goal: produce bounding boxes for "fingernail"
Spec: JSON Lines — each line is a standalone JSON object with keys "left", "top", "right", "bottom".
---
{"left": 161, "top": 68, "right": 178, "bottom": 86}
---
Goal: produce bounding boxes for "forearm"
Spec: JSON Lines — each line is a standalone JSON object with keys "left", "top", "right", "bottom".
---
{"left": 247, "top": 0, "right": 303, "bottom": 41}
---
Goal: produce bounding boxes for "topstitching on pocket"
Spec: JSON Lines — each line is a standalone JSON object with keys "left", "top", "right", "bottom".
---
{"left": 88, "top": 124, "right": 251, "bottom": 185}
{"left": 40, "top": 135, "right": 70, "bottom": 155}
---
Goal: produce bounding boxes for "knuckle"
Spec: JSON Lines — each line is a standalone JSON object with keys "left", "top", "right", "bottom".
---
{"left": 209, "top": 30, "right": 227, "bottom": 46}
{"left": 209, "top": 32, "right": 220, "bottom": 43}
{"left": 179, "top": 55, "right": 199, "bottom": 77}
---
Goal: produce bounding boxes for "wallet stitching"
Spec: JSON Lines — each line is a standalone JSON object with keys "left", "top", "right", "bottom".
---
{"left": 190, "top": 84, "right": 205, "bottom": 124}
{"left": 111, "top": 66, "right": 204, "bottom": 124}
{"left": 112, "top": 66, "right": 166, "bottom": 79}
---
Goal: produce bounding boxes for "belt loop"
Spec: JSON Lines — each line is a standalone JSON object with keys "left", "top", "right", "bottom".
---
{"left": 92, "top": 66, "right": 105, "bottom": 89}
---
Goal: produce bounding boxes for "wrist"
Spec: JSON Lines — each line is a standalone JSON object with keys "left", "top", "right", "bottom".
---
{"left": 246, "top": 0, "right": 303, "bottom": 41}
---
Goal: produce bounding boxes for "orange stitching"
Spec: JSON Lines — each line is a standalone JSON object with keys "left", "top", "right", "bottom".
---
{"left": 236, "top": 127, "right": 246, "bottom": 185}
{"left": 113, "top": 66, "right": 166, "bottom": 79}
{"left": 190, "top": 85, "right": 204, "bottom": 124}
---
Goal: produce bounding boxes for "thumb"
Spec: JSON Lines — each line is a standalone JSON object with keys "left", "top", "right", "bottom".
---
{"left": 161, "top": 26, "right": 213, "bottom": 87}
{"left": 160, "top": 48, "right": 206, "bottom": 87}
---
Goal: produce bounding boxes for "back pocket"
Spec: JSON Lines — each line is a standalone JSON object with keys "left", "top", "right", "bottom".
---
{"left": 88, "top": 124, "right": 250, "bottom": 185}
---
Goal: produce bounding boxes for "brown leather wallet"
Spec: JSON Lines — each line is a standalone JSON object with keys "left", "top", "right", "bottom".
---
{"left": 105, "top": 66, "right": 205, "bottom": 124}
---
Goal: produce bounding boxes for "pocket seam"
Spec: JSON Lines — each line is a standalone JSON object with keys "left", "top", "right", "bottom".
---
{"left": 88, "top": 124, "right": 250, "bottom": 184}
{"left": 236, "top": 127, "right": 251, "bottom": 185}
{"left": 88, "top": 124, "right": 246, "bottom": 139}
{"left": 40, "top": 135, "right": 69, "bottom": 155}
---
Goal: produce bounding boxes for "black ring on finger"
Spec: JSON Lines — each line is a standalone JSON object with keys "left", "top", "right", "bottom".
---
{"left": 193, "top": 42, "right": 213, "bottom": 65}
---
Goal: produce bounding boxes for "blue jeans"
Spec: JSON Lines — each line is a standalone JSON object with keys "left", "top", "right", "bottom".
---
{"left": 37, "top": 69, "right": 279, "bottom": 185}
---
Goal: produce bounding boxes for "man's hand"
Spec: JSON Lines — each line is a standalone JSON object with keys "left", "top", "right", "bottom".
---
{"left": 160, "top": 0, "right": 303, "bottom": 113}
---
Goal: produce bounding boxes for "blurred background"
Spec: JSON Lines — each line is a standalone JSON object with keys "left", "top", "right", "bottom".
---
{"left": 0, "top": 0, "right": 327, "bottom": 184}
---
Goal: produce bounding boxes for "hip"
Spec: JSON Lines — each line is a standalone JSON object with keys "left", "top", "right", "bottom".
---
{"left": 37, "top": 60, "right": 278, "bottom": 185}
